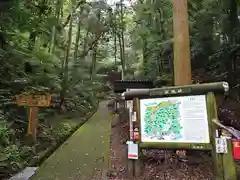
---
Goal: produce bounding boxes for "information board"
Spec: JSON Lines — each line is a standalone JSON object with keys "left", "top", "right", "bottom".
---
{"left": 139, "top": 95, "right": 210, "bottom": 143}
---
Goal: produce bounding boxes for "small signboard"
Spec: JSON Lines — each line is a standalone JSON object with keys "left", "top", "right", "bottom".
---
{"left": 127, "top": 141, "right": 138, "bottom": 159}
{"left": 232, "top": 140, "right": 240, "bottom": 160}
{"left": 132, "top": 111, "right": 137, "bottom": 122}
{"left": 16, "top": 94, "right": 51, "bottom": 107}
{"left": 126, "top": 100, "right": 133, "bottom": 109}
{"left": 216, "top": 137, "right": 228, "bottom": 154}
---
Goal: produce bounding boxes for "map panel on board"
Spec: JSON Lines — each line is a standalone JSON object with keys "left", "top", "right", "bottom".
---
{"left": 140, "top": 95, "right": 210, "bottom": 143}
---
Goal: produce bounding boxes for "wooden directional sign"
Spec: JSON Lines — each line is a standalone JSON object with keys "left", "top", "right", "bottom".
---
{"left": 16, "top": 94, "right": 51, "bottom": 107}
{"left": 16, "top": 93, "right": 51, "bottom": 144}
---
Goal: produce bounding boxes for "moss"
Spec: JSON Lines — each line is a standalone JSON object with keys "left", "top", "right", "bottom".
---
{"left": 31, "top": 102, "right": 111, "bottom": 180}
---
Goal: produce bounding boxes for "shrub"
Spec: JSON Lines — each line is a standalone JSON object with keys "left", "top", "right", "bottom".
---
{"left": 0, "top": 121, "right": 14, "bottom": 147}
{"left": 51, "top": 123, "right": 73, "bottom": 142}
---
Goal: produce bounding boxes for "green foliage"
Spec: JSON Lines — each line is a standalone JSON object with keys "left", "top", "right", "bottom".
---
{"left": 52, "top": 123, "right": 72, "bottom": 142}
{"left": 0, "top": 120, "right": 34, "bottom": 175}
{"left": 0, "top": 0, "right": 112, "bottom": 177}
{"left": 0, "top": 121, "right": 14, "bottom": 147}
{"left": 122, "top": 0, "right": 240, "bottom": 87}
{"left": 2, "top": 0, "right": 240, "bottom": 178}
{"left": 4, "top": 145, "right": 22, "bottom": 163}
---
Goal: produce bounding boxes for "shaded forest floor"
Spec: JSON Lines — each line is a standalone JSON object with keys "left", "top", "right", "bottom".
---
{"left": 2, "top": 110, "right": 95, "bottom": 179}
{"left": 108, "top": 115, "right": 240, "bottom": 180}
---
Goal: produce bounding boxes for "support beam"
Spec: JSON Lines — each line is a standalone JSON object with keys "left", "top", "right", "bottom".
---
{"left": 172, "top": 0, "right": 192, "bottom": 85}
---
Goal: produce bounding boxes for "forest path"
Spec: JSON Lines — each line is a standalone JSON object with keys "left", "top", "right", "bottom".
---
{"left": 30, "top": 101, "right": 112, "bottom": 180}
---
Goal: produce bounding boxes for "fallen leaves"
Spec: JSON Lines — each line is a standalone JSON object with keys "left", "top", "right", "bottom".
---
{"left": 108, "top": 116, "right": 214, "bottom": 180}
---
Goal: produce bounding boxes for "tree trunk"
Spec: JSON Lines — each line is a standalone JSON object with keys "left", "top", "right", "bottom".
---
{"left": 49, "top": 0, "right": 62, "bottom": 54}
{"left": 114, "top": 13, "right": 118, "bottom": 65}
{"left": 72, "top": 13, "right": 82, "bottom": 78}
{"left": 60, "top": 1, "right": 74, "bottom": 108}
{"left": 28, "top": 31, "right": 37, "bottom": 50}
{"left": 172, "top": 0, "right": 192, "bottom": 85}
{"left": 227, "top": 0, "right": 238, "bottom": 87}
{"left": 120, "top": 0, "right": 125, "bottom": 80}
{"left": 90, "top": 10, "right": 101, "bottom": 80}
{"left": 90, "top": 45, "right": 97, "bottom": 80}
{"left": 142, "top": 38, "right": 148, "bottom": 76}
{"left": 118, "top": 33, "right": 125, "bottom": 78}
{"left": 222, "top": 0, "right": 238, "bottom": 87}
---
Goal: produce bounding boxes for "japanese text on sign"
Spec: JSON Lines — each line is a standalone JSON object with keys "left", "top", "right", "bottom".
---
{"left": 16, "top": 94, "right": 51, "bottom": 107}
{"left": 215, "top": 138, "right": 228, "bottom": 154}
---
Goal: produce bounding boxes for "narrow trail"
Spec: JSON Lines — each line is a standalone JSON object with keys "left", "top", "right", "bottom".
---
{"left": 30, "top": 101, "right": 112, "bottom": 180}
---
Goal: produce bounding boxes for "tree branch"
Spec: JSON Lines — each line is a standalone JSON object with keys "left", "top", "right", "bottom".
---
{"left": 79, "top": 30, "right": 106, "bottom": 58}
{"left": 70, "top": 29, "right": 106, "bottom": 86}
{"left": 63, "top": 0, "right": 88, "bottom": 28}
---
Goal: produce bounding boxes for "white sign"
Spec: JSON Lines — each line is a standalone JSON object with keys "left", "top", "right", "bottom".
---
{"left": 139, "top": 95, "right": 210, "bottom": 143}
{"left": 127, "top": 100, "right": 133, "bottom": 109}
{"left": 216, "top": 138, "right": 228, "bottom": 154}
{"left": 132, "top": 112, "right": 137, "bottom": 122}
{"left": 127, "top": 142, "right": 138, "bottom": 159}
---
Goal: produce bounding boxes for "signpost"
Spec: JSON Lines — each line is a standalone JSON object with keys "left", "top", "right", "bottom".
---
{"left": 16, "top": 93, "right": 51, "bottom": 143}
{"left": 122, "top": 82, "right": 237, "bottom": 180}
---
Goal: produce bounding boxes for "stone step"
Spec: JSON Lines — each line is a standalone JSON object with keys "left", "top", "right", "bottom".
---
{"left": 8, "top": 167, "right": 38, "bottom": 180}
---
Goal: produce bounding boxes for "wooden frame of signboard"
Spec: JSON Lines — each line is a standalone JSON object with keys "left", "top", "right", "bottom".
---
{"left": 136, "top": 94, "right": 211, "bottom": 150}
{"left": 123, "top": 82, "right": 237, "bottom": 180}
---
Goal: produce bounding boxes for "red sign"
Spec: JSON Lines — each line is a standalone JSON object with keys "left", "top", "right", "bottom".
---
{"left": 232, "top": 140, "right": 240, "bottom": 160}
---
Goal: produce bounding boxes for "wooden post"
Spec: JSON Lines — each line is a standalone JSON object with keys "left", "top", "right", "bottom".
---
{"left": 127, "top": 104, "right": 134, "bottom": 178}
{"left": 172, "top": 0, "right": 192, "bottom": 85}
{"left": 133, "top": 98, "right": 142, "bottom": 177}
{"left": 207, "top": 92, "right": 237, "bottom": 180}
{"left": 222, "top": 140, "right": 237, "bottom": 180}
{"left": 172, "top": 0, "right": 191, "bottom": 161}
{"left": 28, "top": 107, "right": 38, "bottom": 143}
{"left": 172, "top": 1, "right": 236, "bottom": 178}
{"left": 206, "top": 93, "right": 224, "bottom": 180}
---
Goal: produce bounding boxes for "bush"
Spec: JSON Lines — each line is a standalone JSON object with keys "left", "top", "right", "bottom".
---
{"left": 4, "top": 145, "right": 21, "bottom": 163}
{"left": 0, "top": 121, "right": 14, "bottom": 147}
{"left": 51, "top": 123, "right": 73, "bottom": 142}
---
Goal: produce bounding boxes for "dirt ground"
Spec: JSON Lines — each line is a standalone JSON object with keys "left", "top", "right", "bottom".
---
{"left": 108, "top": 116, "right": 214, "bottom": 180}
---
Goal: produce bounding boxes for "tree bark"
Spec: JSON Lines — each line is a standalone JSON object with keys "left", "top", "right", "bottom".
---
{"left": 60, "top": 0, "right": 74, "bottom": 108}
{"left": 120, "top": 0, "right": 126, "bottom": 80}
{"left": 49, "top": 0, "right": 62, "bottom": 54}
{"left": 172, "top": 0, "right": 192, "bottom": 85}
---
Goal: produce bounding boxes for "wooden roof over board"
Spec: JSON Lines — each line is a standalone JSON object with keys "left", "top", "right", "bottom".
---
{"left": 113, "top": 80, "right": 154, "bottom": 93}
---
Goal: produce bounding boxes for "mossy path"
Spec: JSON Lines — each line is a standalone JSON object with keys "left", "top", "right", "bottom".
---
{"left": 30, "top": 101, "right": 112, "bottom": 180}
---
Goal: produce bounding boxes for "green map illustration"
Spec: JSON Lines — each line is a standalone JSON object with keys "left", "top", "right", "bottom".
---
{"left": 143, "top": 100, "right": 183, "bottom": 141}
